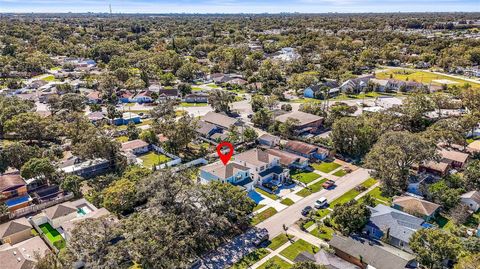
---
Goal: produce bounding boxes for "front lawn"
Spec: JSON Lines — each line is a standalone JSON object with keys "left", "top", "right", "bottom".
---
{"left": 179, "top": 102, "right": 208, "bottom": 107}
{"left": 281, "top": 198, "right": 295, "bottom": 206}
{"left": 231, "top": 248, "right": 270, "bottom": 269}
{"left": 361, "top": 178, "right": 378, "bottom": 189}
{"left": 138, "top": 152, "right": 171, "bottom": 168}
{"left": 206, "top": 83, "right": 220, "bottom": 88}
{"left": 268, "top": 233, "right": 290, "bottom": 250}
{"left": 312, "top": 162, "right": 341, "bottom": 173}
{"left": 115, "top": 136, "right": 129, "bottom": 143}
{"left": 311, "top": 225, "right": 334, "bottom": 241}
{"left": 255, "top": 187, "right": 279, "bottom": 200}
{"left": 329, "top": 188, "right": 360, "bottom": 208}
{"left": 316, "top": 209, "right": 331, "bottom": 219}
{"left": 258, "top": 256, "right": 291, "bottom": 269}
{"left": 251, "top": 207, "right": 278, "bottom": 225}
{"left": 290, "top": 170, "right": 320, "bottom": 184}
{"left": 253, "top": 204, "right": 266, "bottom": 212}
{"left": 42, "top": 75, "right": 56, "bottom": 82}
{"left": 332, "top": 169, "right": 348, "bottom": 177}
{"left": 279, "top": 239, "right": 319, "bottom": 261}
{"left": 192, "top": 87, "right": 203, "bottom": 91}
{"left": 296, "top": 179, "right": 328, "bottom": 197}
{"left": 359, "top": 187, "right": 392, "bottom": 206}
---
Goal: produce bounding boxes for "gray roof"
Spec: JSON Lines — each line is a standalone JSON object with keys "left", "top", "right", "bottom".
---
{"left": 196, "top": 120, "right": 218, "bottom": 136}
{"left": 329, "top": 234, "right": 416, "bottom": 269}
{"left": 275, "top": 111, "right": 323, "bottom": 126}
{"left": 0, "top": 218, "right": 32, "bottom": 238}
{"left": 367, "top": 204, "right": 424, "bottom": 243}
{"left": 200, "top": 161, "right": 250, "bottom": 180}
{"left": 202, "top": 112, "right": 238, "bottom": 129}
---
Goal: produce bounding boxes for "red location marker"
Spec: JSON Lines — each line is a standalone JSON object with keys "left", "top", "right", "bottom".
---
{"left": 216, "top": 141, "right": 234, "bottom": 165}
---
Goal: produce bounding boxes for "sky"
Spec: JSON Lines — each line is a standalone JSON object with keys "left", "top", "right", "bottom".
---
{"left": 0, "top": 0, "right": 479, "bottom": 13}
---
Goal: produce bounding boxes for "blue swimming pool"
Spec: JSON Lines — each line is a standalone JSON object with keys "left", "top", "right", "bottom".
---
{"left": 5, "top": 195, "right": 31, "bottom": 207}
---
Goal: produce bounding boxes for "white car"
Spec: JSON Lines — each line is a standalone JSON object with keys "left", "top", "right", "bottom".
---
{"left": 314, "top": 197, "right": 328, "bottom": 209}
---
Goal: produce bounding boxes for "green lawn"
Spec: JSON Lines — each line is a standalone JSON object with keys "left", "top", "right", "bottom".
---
{"left": 255, "top": 187, "right": 279, "bottom": 200}
{"left": 376, "top": 68, "right": 480, "bottom": 87}
{"left": 191, "top": 87, "right": 203, "bottom": 91}
{"left": 257, "top": 256, "right": 291, "bottom": 269}
{"left": 329, "top": 188, "right": 361, "bottom": 208}
{"left": 281, "top": 198, "right": 295, "bottom": 206}
{"left": 39, "top": 223, "right": 66, "bottom": 249}
{"left": 464, "top": 211, "right": 480, "bottom": 228}
{"left": 179, "top": 102, "right": 208, "bottom": 107}
{"left": 316, "top": 209, "right": 331, "bottom": 219}
{"left": 332, "top": 169, "right": 348, "bottom": 177}
{"left": 251, "top": 207, "right": 278, "bottom": 225}
{"left": 359, "top": 187, "right": 392, "bottom": 206}
{"left": 279, "top": 239, "right": 319, "bottom": 261}
{"left": 296, "top": 179, "right": 328, "bottom": 197}
{"left": 312, "top": 162, "right": 341, "bottom": 173}
{"left": 138, "top": 152, "right": 171, "bottom": 168}
{"left": 115, "top": 136, "right": 129, "bottom": 143}
{"left": 231, "top": 248, "right": 270, "bottom": 269}
{"left": 310, "top": 225, "right": 334, "bottom": 241}
{"left": 361, "top": 178, "right": 378, "bottom": 189}
{"left": 42, "top": 75, "right": 56, "bottom": 82}
{"left": 268, "top": 234, "right": 290, "bottom": 250}
{"left": 290, "top": 170, "right": 320, "bottom": 184}
{"left": 206, "top": 83, "right": 220, "bottom": 88}
{"left": 253, "top": 204, "right": 266, "bottom": 212}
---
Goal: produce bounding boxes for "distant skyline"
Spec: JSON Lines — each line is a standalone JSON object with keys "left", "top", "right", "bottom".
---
{"left": 0, "top": 0, "right": 479, "bottom": 13}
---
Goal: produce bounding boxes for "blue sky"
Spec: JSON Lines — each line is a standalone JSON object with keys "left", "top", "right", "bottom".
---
{"left": 0, "top": 0, "right": 479, "bottom": 13}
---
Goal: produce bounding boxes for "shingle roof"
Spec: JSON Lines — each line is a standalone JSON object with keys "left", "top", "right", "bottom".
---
{"left": 0, "top": 248, "right": 36, "bottom": 269}
{"left": 368, "top": 204, "right": 424, "bottom": 243}
{"left": 275, "top": 111, "right": 323, "bottom": 126}
{"left": 202, "top": 112, "right": 238, "bottom": 129}
{"left": 285, "top": 140, "right": 327, "bottom": 155}
{"left": 44, "top": 203, "right": 77, "bottom": 220}
{"left": 234, "top": 149, "right": 274, "bottom": 167}
{"left": 0, "top": 218, "right": 32, "bottom": 238}
{"left": 0, "top": 172, "right": 26, "bottom": 192}
{"left": 267, "top": 148, "right": 308, "bottom": 166}
{"left": 201, "top": 161, "right": 250, "bottom": 180}
{"left": 121, "top": 139, "right": 149, "bottom": 151}
{"left": 329, "top": 234, "right": 416, "bottom": 269}
{"left": 196, "top": 120, "right": 218, "bottom": 136}
{"left": 393, "top": 196, "right": 441, "bottom": 217}
{"left": 440, "top": 149, "right": 469, "bottom": 164}
{"left": 461, "top": 191, "right": 480, "bottom": 204}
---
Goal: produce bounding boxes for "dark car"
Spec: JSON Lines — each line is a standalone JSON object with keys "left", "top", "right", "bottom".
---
{"left": 301, "top": 206, "right": 313, "bottom": 216}
{"left": 322, "top": 179, "right": 336, "bottom": 189}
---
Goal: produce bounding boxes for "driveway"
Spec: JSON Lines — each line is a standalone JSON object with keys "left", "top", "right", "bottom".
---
{"left": 256, "top": 168, "right": 371, "bottom": 238}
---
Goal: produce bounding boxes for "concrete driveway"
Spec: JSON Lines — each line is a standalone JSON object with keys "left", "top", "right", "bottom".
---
{"left": 256, "top": 168, "right": 371, "bottom": 239}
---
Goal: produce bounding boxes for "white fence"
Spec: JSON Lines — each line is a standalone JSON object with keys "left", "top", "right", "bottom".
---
{"left": 151, "top": 144, "right": 183, "bottom": 170}
{"left": 8, "top": 193, "right": 75, "bottom": 219}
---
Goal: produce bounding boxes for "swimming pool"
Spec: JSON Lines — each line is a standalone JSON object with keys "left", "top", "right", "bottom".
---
{"left": 5, "top": 195, "right": 31, "bottom": 207}
{"left": 77, "top": 206, "right": 93, "bottom": 216}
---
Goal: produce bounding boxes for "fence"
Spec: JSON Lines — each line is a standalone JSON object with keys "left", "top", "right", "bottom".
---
{"left": 151, "top": 144, "right": 183, "bottom": 170}
{"left": 173, "top": 158, "right": 208, "bottom": 172}
{"left": 8, "top": 193, "right": 75, "bottom": 220}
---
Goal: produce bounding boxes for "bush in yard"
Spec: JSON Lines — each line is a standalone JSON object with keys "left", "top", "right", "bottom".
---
{"left": 331, "top": 200, "right": 370, "bottom": 235}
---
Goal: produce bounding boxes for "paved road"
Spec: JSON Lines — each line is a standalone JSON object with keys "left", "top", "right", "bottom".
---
{"left": 257, "top": 168, "right": 371, "bottom": 239}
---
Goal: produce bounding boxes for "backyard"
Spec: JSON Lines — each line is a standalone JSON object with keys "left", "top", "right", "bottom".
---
{"left": 39, "top": 223, "right": 65, "bottom": 249}
{"left": 138, "top": 152, "right": 171, "bottom": 168}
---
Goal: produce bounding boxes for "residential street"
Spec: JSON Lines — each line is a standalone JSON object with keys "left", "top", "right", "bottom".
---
{"left": 257, "top": 168, "right": 371, "bottom": 238}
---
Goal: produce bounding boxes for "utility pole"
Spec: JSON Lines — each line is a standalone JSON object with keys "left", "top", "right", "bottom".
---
{"left": 109, "top": 4, "right": 112, "bottom": 15}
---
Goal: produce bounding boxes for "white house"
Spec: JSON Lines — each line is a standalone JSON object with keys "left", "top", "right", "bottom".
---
{"left": 461, "top": 191, "right": 480, "bottom": 212}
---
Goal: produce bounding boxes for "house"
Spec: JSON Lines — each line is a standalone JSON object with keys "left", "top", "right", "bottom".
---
{"left": 86, "top": 111, "right": 105, "bottom": 123}
{"left": 228, "top": 78, "right": 248, "bottom": 86}
{"left": 196, "top": 120, "right": 221, "bottom": 138}
{"left": 284, "top": 140, "right": 329, "bottom": 160}
{"left": 257, "top": 134, "right": 280, "bottom": 147}
{"left": 118, "top": 90, "right": 134, "bottom": 103}
{"left": 113, "top": 112, "right": 141, "bottom": 126}
{"left": 234, "top": 149, "right": 289, "bottom": 185}
{"left": 60, "top": 158, "right": 112, "bottom": 179}
{"left": 121, "top": 139, "right": 150, "bottom": 155}
{"left": 393, "top": 196, "right": 441, "bottom": 221}
{"left": 386, "top": 79, "right": 406, "bottom": 91}
{"left": 272, "top": 47, "right": 300, "bottom": 62}
{"left": 364, "top": 204, "right": 428, "bottom": 253}
{"left": 418, "top": 160, "right": 450, "bottom": 177}
{"left": 339, "top": 74, "right": 374, "bottom": 93}
{"left": 185, "top": 93, "right": 208, "bottom": 103}
{"left": 0, "top": 172, "right": 31, "bottom": 212}
{"left": 303, "top": 81, "right": 340, "bottom": 99}
{"left": 158, "top": 89, "right": 179, "bottom": 100}
{"left": 202, "top": 111, "right": 240, "bottom": 130}
{"left": 266, "top": 148, "right": 309, "bottom": 169}
{"left": 275, "top": 111, "right": 323, "bottom": 135}
{"left": 60, "top": 207, "right": 115, "bottom": 241}
{"left": 0, "top": 218, "right": 33, "bottom": 245}
{"left": 460, "top": 191, "right": 480, "bottom": 212}
{"left": 329, "top": 234, "right": 418, "bottom": 269}
{"left": 439, "top": 149, "right": 469, "bottom": 169}
{"left": 132, "top": 91, "right": 154, "bottom": 103}
{"left": 293, "top": 250, "right": 359, "bottom": 269}
{"left": 467, "top": 140, "right": 480, "bottom": 153}
{"left": 370, "top": 79, "right": 389, "bottom": 92}
{"left": 199, "top": 162, "right": 253, "bottom": 190}
{"left": 0, "top": 236, "right": 50, "bottom": 269}
{"left": 86, "top": 91, "right": 102, "bottom": 104}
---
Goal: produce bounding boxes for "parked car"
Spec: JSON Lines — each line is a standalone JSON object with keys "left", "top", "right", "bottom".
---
{"left": 314, "top": 197, "right": 328, "bottom": 209}
{"left": 301, "top": 206, "right": 313, "bottom": 216}
{"left": 322, "top": 179, "right": 336, "bottom": 189}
